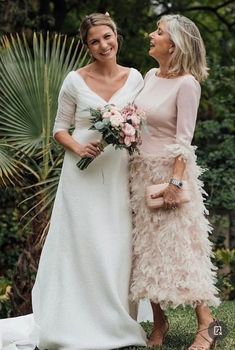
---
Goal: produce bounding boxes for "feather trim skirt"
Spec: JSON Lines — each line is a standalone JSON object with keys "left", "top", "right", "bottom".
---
{"left": 129, "top": 151, "right": 220, "bottom": 309}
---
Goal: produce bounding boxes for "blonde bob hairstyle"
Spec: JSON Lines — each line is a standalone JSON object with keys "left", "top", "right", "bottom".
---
{"left": 158, "top": 14, "right": 209, "bottom": 82}
{"left": 80, "top": 12, "right": 120, "bottom": 45}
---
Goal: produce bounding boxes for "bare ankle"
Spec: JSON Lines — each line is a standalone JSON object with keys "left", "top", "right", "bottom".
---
{"left": 198, "top": 316, "right": 214, "bottom": 329}
{"left": 155, "top": 318, "right": 167, "bottom": 326}
{"left": 196, "top": 305, "right": 214, "bottom": 328}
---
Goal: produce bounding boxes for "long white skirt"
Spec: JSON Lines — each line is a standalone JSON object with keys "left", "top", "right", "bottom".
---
{"left": 0, "top": 303, "right": 151, "bottom": 350}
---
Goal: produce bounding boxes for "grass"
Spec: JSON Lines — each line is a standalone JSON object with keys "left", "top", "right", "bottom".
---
{"left": 122, "top": 301, "right": 235, "bottom": 350}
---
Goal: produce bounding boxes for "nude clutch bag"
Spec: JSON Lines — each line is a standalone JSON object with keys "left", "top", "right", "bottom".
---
{"left": 145, "top": 181, "right": 190, "bottom": 209}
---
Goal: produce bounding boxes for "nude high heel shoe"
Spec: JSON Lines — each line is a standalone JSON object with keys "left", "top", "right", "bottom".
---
{"left": 187, "top": 319, "right": 219, "bottom": 350}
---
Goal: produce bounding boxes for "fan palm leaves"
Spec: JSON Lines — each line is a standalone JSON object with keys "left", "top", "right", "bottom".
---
{"left": 0, "top": 32, "right": 89, "bottom": 221}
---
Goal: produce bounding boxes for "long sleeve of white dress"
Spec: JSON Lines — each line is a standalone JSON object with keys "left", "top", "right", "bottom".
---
{"left": 52, "top": 75, "right": 76, "bottom": 136}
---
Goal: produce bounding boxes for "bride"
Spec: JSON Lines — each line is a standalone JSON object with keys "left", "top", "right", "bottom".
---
{"left": 0, "top": 12, "right": 146, "bottom": 350}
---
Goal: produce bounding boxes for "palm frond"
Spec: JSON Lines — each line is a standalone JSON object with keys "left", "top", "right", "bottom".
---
{"left": 20, "top": 174, "right": 61, "bottom": 225}
{"left": 0, "top": 32, "right": 88, "bottom": 157}
{"left": 0, "top": 145, "right": 22, "bottom": 186}
{"left": 0, "top": 32, "right": 89, "bottom": 224}
{"left": 0, "top": 143, "right": 41, "bottom": 186}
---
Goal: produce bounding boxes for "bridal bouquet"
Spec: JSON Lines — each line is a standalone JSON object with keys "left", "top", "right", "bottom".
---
{"left": 76, "top": 103, "right": 145, "bottom": 170}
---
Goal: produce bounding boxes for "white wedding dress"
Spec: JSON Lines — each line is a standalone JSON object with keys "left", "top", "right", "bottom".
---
{"left": 0, "top": 68, "right": 147, "bottom": 350}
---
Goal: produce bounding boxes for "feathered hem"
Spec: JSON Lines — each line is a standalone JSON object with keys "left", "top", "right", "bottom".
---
{"left": 129, "top": 152, "right": 220, "bottom": 309}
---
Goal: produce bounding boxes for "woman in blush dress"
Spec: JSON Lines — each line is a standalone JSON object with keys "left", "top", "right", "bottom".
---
{"left": 129, "top": 15, "right": 220, "bottom": 350}
{"left": 31, "top": 12, "right": 146, "bottom": 350}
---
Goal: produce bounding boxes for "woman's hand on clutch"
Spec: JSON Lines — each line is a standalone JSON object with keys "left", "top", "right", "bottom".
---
{"left": 162, "top": 184, "right": 181, "bottom": 210}
{"left": 76, "top": 142, "right": 101, "bottom": 158}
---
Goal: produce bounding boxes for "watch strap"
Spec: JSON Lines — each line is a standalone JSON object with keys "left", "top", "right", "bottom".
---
{"left": 169, "top": 178, "right": 183, "bottom": 189}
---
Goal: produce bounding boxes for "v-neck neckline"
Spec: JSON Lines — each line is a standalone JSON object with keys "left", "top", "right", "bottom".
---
{"left": 73, "top": 68, "right": 133, "bottom": 104}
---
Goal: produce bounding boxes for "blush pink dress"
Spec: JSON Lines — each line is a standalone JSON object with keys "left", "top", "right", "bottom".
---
{"left": 129, "top": 68, "right": 220, "bottom": 309}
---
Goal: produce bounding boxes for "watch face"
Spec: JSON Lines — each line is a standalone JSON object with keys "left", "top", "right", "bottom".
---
{"left": 170, "top": 179, "right": 182, "bottom": 188}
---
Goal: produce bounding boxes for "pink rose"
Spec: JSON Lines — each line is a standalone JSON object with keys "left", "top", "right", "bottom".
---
{"left": 124, "top": 136, "right": 132, "bottom": 146}
{"left": 128, "top": 115, "right": 141, "bottom": 126}
{"left": 124, "top": 135, "right": 136, "bottom": 146}
{"left": 122, "top": 123, "right": 136, "bottom": 136}
{"left": 122, "top": 104, "right": 136, "bottom": 116}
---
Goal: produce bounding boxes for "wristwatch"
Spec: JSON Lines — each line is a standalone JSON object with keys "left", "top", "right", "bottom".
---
{"left": 169, "top": 178, "right": 183, "bottom": 189}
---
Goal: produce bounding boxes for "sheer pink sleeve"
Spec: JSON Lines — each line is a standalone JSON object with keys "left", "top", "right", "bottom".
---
{"left": 167, "top": 77, "right": 201, "bottom": 160}
{"left": 53, "top": 73, "right": 76, "bottom": 137}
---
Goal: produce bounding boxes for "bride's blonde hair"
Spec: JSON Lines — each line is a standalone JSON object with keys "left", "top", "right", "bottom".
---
{"left": 158, "top": 14, "right": 209, "bottom": 82}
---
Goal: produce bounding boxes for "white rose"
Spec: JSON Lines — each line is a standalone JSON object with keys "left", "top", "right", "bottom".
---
{"left": 110, "top": 106, "right": 120, "bottom": 113}
{"left": 110, "top": 112, "right": 125, "bottom": 127}
{"left": 102, "top": 111, "right": 112, "bottom": 119}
